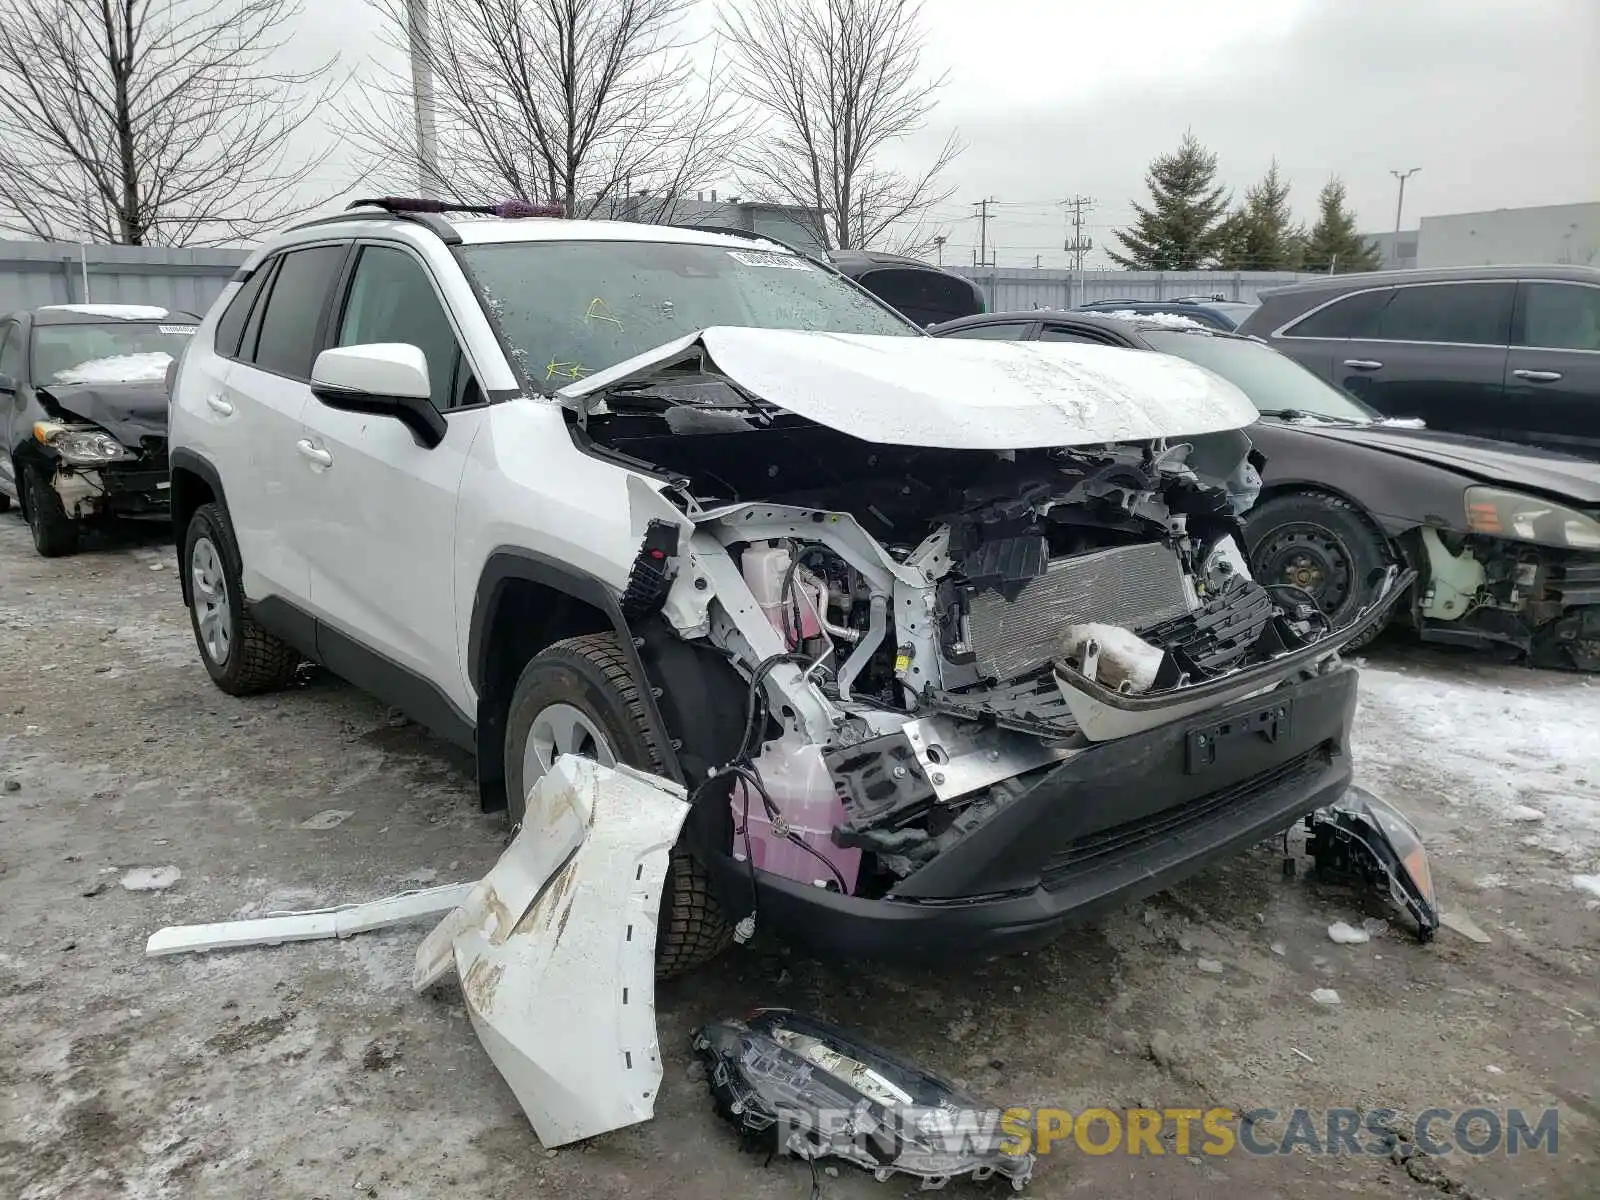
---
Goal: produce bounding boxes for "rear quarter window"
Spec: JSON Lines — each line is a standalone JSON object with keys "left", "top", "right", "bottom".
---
{"left": 213, "top": 268, "right": 272, "bottom": 359}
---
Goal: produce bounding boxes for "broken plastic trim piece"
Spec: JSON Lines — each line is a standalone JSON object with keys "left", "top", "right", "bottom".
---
{"left": 415, "top": 756, "right": 690, "bottom": 1148}
{"left": 1307, "top": 786, "right": 1440, "bottom": 942}
{"left": 695, "top": 1008, "right": 1034, "bottom": 1192}
{"left": 143, "top": 883, "right": 475, "bottom": 957}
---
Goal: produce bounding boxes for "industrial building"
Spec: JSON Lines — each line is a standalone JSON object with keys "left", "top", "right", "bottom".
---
{"left": 1367, "top": 200, "right": 1600, "bottom": 270}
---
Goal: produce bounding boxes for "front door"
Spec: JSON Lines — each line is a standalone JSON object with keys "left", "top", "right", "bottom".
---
{"left": 296, "top": 241, "right": 486, "bottom": 719}
{"left": 0, "top": 321, "right": 25, "bottom": 502}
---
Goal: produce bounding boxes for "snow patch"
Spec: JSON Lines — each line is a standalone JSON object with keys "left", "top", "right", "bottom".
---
{"left": 1573, "top": 875, "right": 1600, "bottom": 899}
{"left": 1099, "top": 309, "right": 1209, "bottom": 330}
{"left": 1327, "top": 921, "right": 1369, "bottom": 945}
{"left": 53, "top": 351, "right": 172, "bottom": 384}
{"left": 42, "top": 303, "right": 168, "bottom": 320}
{"left": 121, "top": 865, "right": 181, "bottom": 891}
{"left": 1354, "top": 665, "right": 1600, "bottom": 857}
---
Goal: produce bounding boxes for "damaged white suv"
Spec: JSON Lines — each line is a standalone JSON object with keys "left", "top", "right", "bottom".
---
{"left": 168, "top": 200, "right": 1407, "bottom": 976}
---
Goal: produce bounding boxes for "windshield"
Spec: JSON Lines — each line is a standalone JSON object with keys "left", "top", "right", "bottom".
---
{"left": 1142, "top": 330, "right": 1379, "bottom": 422}
{"left": 460, "top": 240, "right": 917, "bottom": 386}
{"left": 31, "top": 322, "right": 194, "bottom": 385}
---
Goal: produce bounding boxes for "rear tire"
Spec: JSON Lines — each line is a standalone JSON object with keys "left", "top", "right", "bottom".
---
{"left": 183, "top": 503, "right": 300, "bottom": 695}
{"left": 504, "top": 633, "right": 731, "bottom": 978}
{"left": 24, "top": 463, "right": 78, "bottom": 557}
{"left": 1245, "top": 492, "right": 1395, "bottom": 649}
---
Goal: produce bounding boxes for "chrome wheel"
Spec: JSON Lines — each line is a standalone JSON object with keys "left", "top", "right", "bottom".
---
{"left": 523, "top": 701, "right": 617, "bottom": 789}
{"left": 190, "top": 536, "right": 232, "bottom": 665}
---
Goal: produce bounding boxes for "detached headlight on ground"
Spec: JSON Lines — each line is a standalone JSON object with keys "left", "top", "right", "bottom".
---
{"left": 32, "top": 421, "right": 132, "bottom": 466}
{"left": 1464, "top": 485, "right": 1600, "bottom": 550}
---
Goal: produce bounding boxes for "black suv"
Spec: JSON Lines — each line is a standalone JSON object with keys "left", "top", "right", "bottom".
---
{"left": 1238, "top": 266, "right": 1600, "bottom": 459}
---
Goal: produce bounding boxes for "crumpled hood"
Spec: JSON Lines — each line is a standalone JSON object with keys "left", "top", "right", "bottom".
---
{"left": 40, "top": 381, "right": 168, "bottom": 447}
{"left": 560, "top": 327, "right": 1258, "bottom": 449}
{"left": 1286, "top": 422, "right": 1600, "bottom": 505}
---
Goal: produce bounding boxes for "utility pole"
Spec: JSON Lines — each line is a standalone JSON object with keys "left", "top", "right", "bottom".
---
{"left": 1061, "top": 196, "right": 1095, "bottom": 271}
{"left": 973, "top": 198, "right": 996, "bottom": 267}
{"left": 1390, "top": 167, "right": 1420, "bottom": 233}
{"left": 406, "top": 0, "right": 438, "bottom": 199}
{"left": 932, "top": 234, "right": 947, "bottom": 266}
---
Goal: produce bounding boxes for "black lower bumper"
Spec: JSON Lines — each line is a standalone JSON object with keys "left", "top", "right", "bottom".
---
{"left": 707, "top": 665, "right": 1358, "bottom": 962}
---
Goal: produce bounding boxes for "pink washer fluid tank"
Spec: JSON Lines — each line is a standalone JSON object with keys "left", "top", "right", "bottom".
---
{"left": 730, "top": 741, "right": 861, "bottom": 894}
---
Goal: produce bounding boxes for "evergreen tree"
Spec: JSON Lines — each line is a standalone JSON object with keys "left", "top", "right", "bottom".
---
{"left": 1217, "top": 160, "right": 1295, "bottom": 270}
{"left": 1108, "top": 131, "right": 1231, "bottom": 270}
{"left": 1301, "top": 177, "right": 1383, "bottom": 273}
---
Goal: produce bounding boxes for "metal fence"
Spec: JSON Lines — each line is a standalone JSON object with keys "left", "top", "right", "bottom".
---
{"left": 0, "top": 241, "right": 247, "bottom": 317}
{"left": 0, "top": 240, "right": 1315, "bottom": 323}
{"left": 949, "top": 267, "right": 1315, "bottom": 312}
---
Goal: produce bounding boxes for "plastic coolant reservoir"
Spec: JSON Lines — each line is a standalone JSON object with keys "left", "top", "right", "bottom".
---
{"left": 731, "top": 741, "right": 860, "bottom": 894}
{"left": 742, "top": 543, "right": 822, "bottom": 647}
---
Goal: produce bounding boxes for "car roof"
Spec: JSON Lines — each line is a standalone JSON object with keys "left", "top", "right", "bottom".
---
{"left": 1257, "top": 263, "right": 1600, "bottom": 299}
{"left": 935, "top": 309, "right": 1228, "bottom": 341}
{"left": 10, "top": 304, "right": 203, "bottom": 326}
{"left": 278, "top": 210, "right": 792, "bottom": 253}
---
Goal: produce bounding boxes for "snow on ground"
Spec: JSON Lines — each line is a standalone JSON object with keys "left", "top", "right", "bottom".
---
{"left": 1354, "top": 661, "right": 1600, "bottom": 880}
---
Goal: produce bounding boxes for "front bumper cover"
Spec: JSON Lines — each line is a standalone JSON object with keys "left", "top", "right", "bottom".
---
{"left": 705, "top": 664, "right": 1358, "bottom": 961}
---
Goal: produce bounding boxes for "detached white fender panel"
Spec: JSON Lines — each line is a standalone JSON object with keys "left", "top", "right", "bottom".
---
{"left": 414, "top": 756, "right": 690, "bottom": 1148}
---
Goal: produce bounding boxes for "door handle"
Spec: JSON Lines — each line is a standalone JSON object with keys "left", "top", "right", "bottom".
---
{"left": 296, "top": 439, "right": 333, "bottom": 468}
{"left": 206, "top": 394, "right": 234, "bottom": 416}
{"left": 1512, "top": 369, "right": 1563, "bottom": 383}
{"left": 1343, "top": 359, "right": 1383, "bottom": 371}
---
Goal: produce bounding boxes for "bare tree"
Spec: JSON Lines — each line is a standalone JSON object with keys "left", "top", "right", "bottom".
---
{"left": 0, "top": 0, "right": 339, "bottom": 246}
{"left": 347, "top": 0, "right": 743, "bottom": 222}
{"left": 718, "top": 0, "right": 959, "bottom": 252}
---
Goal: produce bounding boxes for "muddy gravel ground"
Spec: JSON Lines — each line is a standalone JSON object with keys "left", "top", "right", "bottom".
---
{"left": 1, "top": 515, "right": 1596, "bottom": 1200}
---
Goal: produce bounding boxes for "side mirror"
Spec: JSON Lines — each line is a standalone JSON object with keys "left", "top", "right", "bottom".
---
{"left": 309, "top": 344, "right": 447, "bottom": 449}
{"left": 0, "top": 373, "right": 15, "bottom": 394}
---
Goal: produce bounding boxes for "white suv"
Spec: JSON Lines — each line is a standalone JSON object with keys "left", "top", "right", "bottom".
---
{"left": 168, "top": 200, "right": 1405, "bottom": 976}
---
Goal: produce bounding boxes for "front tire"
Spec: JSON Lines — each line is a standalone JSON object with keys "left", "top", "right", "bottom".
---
{"left": 183, "top": 503, "right": 300, "bottom": 695}
{"left": 1245, "top": 492, "right": 1395, "bottom": 648}
{"left": 504, "top": 633, "right": 731, "bottom": 978}
{"left": 24, "top": 463, "right": 78, "bottom": 557}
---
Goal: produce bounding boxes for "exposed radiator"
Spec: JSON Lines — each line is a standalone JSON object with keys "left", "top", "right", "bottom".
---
{"left": 967, "top": 543, "right": 1192, "bottom": 680}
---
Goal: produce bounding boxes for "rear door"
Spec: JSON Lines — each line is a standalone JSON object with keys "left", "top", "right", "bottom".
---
{"left": 1337, "top": 280, "right": 1513, "bottom": 437}
{"left": 216, "top": 242, "right": 349, "bottom": 605}
{"left": 1504, "top": 279, "right": 1600, "bottom": 457}
{"left": 1270, "top": 287, "right": 1393, "bottom": 381}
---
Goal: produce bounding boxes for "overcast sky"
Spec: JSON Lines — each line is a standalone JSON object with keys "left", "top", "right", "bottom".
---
{"left": 298, "top": 0, "right": 1597, "bottom": 268}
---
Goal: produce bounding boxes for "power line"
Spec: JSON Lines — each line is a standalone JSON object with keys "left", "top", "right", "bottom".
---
{"left": 972, "top": 197, "right": 997, "bottom": 267}
{"left": 1061, "top": 195, "right": 1096, "bottom": 271}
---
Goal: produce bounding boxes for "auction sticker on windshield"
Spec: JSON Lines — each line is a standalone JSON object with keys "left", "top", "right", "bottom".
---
{"left": 728, "top": 249, "right": 813, "bottom": 270}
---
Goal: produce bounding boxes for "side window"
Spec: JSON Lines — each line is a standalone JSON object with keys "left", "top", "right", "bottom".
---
{"left": 0, "top": 323, "right": 22, "bottom": 378}
{"left": 1517, "top": 283, "right": 1600, "bottom": 352}
{"left": 1039, "top": 326, "right": 1113, "bottom": 345}
{"left": 250, "top": 245, "right": 347, "bottom": 379}
{"left": 944, "top": 322, "right": 1034, "bottom": 340}
{"left": 214, "top": 265, "right": 273, "bottom": 359}
{"left": 1284, "top": 289, "right": 1392, "bottom": 339}
{"left": 335, "top": 245, "right": 469, "bottom": 410}
{"left": 1376, "top": 283, "right": 1514, "bottom": 346}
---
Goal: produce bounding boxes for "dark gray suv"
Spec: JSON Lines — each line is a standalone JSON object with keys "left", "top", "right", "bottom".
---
{"left": 1238, "top": 265, "right": 1600, "bottom": 460}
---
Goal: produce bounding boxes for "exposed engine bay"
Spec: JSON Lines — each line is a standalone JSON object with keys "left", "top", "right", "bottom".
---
{"left": 1414, "top": 525, "right": 1600, "bottom": 673}
{"left": 579, "top": 355, "right": 1407, "bottom": 908}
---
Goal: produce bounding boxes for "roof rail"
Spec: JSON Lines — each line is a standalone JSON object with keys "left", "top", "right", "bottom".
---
{"left": 287, "top": 206, "right": 462, "bottom": 245}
